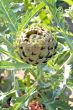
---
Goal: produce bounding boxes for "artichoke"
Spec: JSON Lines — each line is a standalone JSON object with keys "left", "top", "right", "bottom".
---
{"left": 17, "top": 27, "right": 57, "bottom": 65}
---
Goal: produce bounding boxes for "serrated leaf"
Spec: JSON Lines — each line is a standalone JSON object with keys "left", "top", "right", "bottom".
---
{"left": 0, "top": 0, "right": 17, "bottom": 32}
{"left": 42, "top": 0, "right": 57, "bottom": 5}
{"left": 0, "top": 61, "right": 30, "bottom": 69}
{"left": 57, "top": 36, "right": 65, "bottom": 44}
{"left": 10, "top": 86, "right": 35, "bottom": 110}
{"left": 0, "top": 47, "right": 23, "bottom": 63}
{"left": 0, "top": 36, "right": 14, "bottom": 52}
{"left": 17, "top": 1, "right": 45, "bottom": 35}
{"left": 55, "top": 51, "right": 70, "bottom": 65}
{"left": 42, "top": 0, "right": 60, "bottom": 24}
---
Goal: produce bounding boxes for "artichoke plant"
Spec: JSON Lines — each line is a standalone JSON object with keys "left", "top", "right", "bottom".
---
{"left": 17, "top": 26, "right": 57, "bottom": 65}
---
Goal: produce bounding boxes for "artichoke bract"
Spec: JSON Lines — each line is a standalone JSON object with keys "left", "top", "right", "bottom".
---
{"left": 17, "top": 27, "right": 57, "bottom": 65}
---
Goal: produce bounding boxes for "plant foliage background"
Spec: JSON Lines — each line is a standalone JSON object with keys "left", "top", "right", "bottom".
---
{"left": 0, "top": 0, "right": 73, "bottom": 110}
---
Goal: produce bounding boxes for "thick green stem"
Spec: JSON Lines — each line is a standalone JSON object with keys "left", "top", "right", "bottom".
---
{"left": 37, "top": 64, "right": 43, "bottom": 81}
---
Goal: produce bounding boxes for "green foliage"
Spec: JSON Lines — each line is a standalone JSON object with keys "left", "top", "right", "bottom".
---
{"left": 63, "top": 0, "right": 73, "bottom": 5}
{"left": 17, "top": 1, "right": 45, "bottom": 35}
{"left": 55, "top": 51, "right": 70, "bottom": 65}
{"left": 0, "top": 0, "right": 73, "bottom": 110}
{"left": 0, "top": 0, "right": 18, "bottom": 32}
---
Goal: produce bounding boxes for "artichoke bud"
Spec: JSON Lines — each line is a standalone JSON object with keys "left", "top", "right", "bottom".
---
{"left": 17, "top": 27, "right": 57, "bottom": 65}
